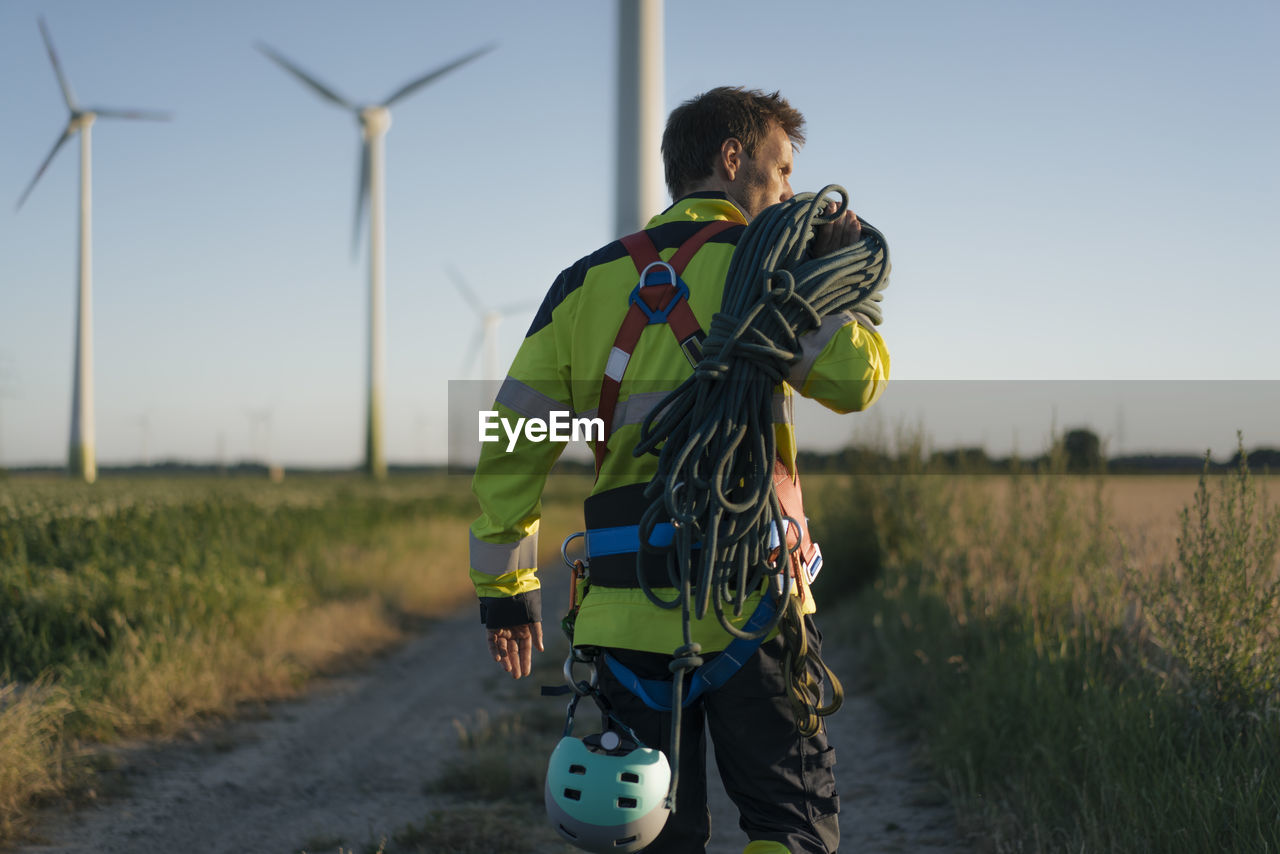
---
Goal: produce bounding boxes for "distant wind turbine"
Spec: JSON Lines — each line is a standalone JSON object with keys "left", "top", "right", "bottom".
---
{"left": 244, "top": 407, "right": 274, "bottom": 467}
{"left": 16, "top": 17, "right": 170, "bottom": 484}
{"left": 0, "top": 352, "right": 14, "bottom": 469}
{"left": 448, "top": 266, "right": 535, "bottom": 381}
{"left": 257, "top": 40, "right": 495, "bottom": 479}
{"left": 615, "top": 0, "right": 664, "bottom": 236}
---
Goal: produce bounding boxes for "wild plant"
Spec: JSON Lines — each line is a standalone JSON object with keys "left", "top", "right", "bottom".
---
{"left": 1144, "top": 434, "right": 1280, "bottom": 731}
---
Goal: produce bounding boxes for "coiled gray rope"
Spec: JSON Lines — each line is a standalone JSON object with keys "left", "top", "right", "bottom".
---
{"left": 630, "top": 185, "right": 890, "bottom": 806}
{"left": 634, "top": 185, "right": 889, "bottom": 634}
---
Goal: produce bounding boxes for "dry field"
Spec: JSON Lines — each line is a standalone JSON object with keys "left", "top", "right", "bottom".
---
{"left": 889, "top": 473, "right": 1280, "bottom": 571}
{"left": 820, "top": 467, "right": 1280, "bottom": 853}
{"left": 1101, "top": 474, "right": 1280, "bottom": 566}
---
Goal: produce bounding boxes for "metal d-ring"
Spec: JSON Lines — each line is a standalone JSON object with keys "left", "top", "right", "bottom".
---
{"left": 563, "top": 649, "right": 599, "bottom": 697}
{"left": 561, "top": 531, "right": 585, "bottom": 569}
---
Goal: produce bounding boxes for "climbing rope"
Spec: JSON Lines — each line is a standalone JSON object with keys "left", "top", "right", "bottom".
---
{"left": 780, "top": 595, "right": 844, "bottom": 737}
{"left": 631, "top": 186, "right": 889, "bottom": 802}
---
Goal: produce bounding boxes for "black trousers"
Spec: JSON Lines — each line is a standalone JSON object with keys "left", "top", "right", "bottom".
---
{"left": 595, "top": 615, "right": 840, "bottom": 853}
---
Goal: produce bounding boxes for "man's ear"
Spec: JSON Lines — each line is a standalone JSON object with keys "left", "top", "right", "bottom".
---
{"left": 717, "top": 137, "right": 744, "bottom": 183}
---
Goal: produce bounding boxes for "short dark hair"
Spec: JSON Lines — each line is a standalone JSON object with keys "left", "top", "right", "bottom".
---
{"left": 661, "top": 87, "right": 806, "bottom": 200}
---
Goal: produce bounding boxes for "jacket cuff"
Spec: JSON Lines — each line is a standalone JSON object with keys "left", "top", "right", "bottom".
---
{"left": 479, "top": 590, "right": 543, "bottom": 629}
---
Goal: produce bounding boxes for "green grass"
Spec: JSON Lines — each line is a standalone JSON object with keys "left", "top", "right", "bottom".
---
{"left": 1145, "top": 448, "right": 1280, "bottom": 726}
{"left": 11, "top": 447, "right": 1278, "bottom": 852}
{"left": 811, "top": 436, "right": 1280, "bottom": 853}
{"left": 430, "top": 707, "right": 560, "bottom": 803}
{"left": 0, "top": 473, "right": 479, "bottom": 845}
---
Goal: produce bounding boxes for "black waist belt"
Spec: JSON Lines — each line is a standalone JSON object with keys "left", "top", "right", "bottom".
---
{"left": 584, "top": 483, "right": 694, "bottom": 589}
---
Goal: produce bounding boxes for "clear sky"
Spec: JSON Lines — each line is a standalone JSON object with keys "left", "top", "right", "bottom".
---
{"left": 2, "top": 0, "right": 1277, "bottom": 468}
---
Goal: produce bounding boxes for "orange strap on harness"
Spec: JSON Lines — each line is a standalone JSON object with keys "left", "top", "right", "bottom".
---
{"left": 593, "top": 221, "right": 734, "bottom": 474}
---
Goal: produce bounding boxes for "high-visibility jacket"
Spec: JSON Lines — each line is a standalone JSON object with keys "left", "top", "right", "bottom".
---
{"left": 469, "top": 192, "right": 890, "bottom": 653}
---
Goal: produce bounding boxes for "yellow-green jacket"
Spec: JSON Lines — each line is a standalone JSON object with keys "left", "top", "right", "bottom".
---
{"left": 469, "top": 193, "right": 889, "bottom": 653}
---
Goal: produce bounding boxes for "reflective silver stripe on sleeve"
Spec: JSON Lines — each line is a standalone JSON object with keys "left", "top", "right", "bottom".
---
{"left": 786, "top": 310, "right": 858, "bottom": 389}
{"left": 470, "top": 530, "right": 539, "bottom": 576}
{"left": 773, "top": 390, "right": 792, "bottom": 425}
{"left": 495, "top": 377, "right": 567, "bottom": 422}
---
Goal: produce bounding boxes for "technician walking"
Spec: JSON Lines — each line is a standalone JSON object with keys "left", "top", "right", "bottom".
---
{"left": 469, "top": 86, "right": 890, "bottom": 853}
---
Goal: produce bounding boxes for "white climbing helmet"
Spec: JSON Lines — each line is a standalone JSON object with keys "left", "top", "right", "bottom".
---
{"left": 544, "top": 730, "right": 671, "bottom": 853}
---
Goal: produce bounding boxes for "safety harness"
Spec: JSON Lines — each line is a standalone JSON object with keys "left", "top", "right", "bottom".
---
{"left": 593, "top": 219, "right": 734, "bottom": 474}
{"left": 580, "top": 219, "right": 786, "bottom": 711}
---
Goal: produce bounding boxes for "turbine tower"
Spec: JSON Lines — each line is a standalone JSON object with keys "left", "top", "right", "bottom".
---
{"left": 615, "top": 0, "right": 665, "bottom": 237}
{"left": 448, "top": 266, "right": 534, "bottom": 381}
{"left": 16, "top": 17, "right": 169, "bottom": 484}
{"left": 258, "top": 41, "right": 494, "bottom": 479}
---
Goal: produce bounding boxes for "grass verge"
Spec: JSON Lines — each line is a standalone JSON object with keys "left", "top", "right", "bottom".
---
{"left": 0, "top": 474, "right": 477, "bottom": 845}
{"left": 812, "top": 438, "right": 1280, "bottom": 852}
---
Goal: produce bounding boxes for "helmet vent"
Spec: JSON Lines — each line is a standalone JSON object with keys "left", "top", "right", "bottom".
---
{"left": 558, "top": 824, "right": 579, "bottom": 840}
{"left": 563, "top": 788, "right": 582, "bottom": 801}
{"left": 614, "top": 835, "right": 638, "bottom": 846}
{"left": 620, "top": 771, "right": 640, "bottom": 783}
{"left": 569, "top": 764, "right": 587, "bottom": 775}
{"left": 617, "top": 796, "right": 638, "bottom": 809}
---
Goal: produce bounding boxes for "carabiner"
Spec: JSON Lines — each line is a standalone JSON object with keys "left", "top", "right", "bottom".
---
{"left": 561, "top": 531, "right": 586, "bottom": 569}
{"left": 563, "top": 648, "right": 599, "bottom": 697}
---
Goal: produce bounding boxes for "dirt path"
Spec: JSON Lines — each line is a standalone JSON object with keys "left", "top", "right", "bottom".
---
{"left": 20, "top": 594, "right": 970, "bottom": 854}
{"left": 703, "top": 604, "right": 971, "bottom": 854}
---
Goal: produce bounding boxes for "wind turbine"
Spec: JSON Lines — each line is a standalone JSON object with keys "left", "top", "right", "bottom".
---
{"left": 615, "top": 0, "right": 665, "bottom": 236}
{"left": 257, "top": 40, "right": 494, "bottom": 479}
{"left": 0, "top": 352, "right": 14, "bottom": 469}
{"left": 16, "top": 17, "right": 169, "bottom": 484}
{"left": 448, "top": 266, "right": 535, "bottom": 382}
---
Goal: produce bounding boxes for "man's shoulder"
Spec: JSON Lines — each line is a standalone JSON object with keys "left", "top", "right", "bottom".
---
{"left": 526, "top": 219, "right": 744, "bottom": 337}
{"left": 525, "top": 240, "right": 630, "bottom": 336}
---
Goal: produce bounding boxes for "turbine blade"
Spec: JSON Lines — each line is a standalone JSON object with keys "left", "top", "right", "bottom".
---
{"left": 461, "top": 327, "right": 485, "bottom": 376}
{"left": 16, "top": 126, "right": 73, "bottom": 210}
{"left": 352, "top": 140, "right": 370, "bottom": 259}
{"left": 446, "top": 266, "right": 486, "bottom": 317}
{"left": 91, "top": 107, "right": 172, "bottom": 121}
{"left": 37, "top": 17, "right": 77, "bottom": 111}
{"left": 256, "top": 42, "right": 354, "bottom": 109}
{"left": 381, "top": 43, "right": 495, "bottom": 107}
{"left": 496, "top": 300, "right": 538, "bottom": 315}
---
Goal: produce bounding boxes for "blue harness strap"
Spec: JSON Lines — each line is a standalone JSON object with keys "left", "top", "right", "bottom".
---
{"left": 600, "top": 592, "right": 781, "bottom": 712}
{"left": 584, "top": 522, "right": 675, "bottom": 557}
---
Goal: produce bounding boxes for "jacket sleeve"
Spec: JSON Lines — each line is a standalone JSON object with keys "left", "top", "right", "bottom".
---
{"left": 786, "top": 310, "right": 890, "bottom": 412}
{"left": 468, "top": 283, "right": 574, "bottom": 630}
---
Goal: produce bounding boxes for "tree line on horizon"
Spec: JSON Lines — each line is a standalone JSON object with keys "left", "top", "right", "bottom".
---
{"left": 4, "top": 426, "right": 1278, "bottom": 478}
{"left": 796, "top": 428, "right": 1280, "bottom": 476}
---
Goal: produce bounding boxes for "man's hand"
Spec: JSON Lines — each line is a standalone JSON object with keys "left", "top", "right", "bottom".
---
{"left": 809, "top": 202, "right": 862, "bottom": 257}
{"left": 486, "top": 622, "right": 544, "bottom": 679}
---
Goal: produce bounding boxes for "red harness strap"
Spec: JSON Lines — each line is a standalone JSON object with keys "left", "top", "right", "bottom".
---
{"left": 594, "top": 220, "right": 735, "bottom": 474}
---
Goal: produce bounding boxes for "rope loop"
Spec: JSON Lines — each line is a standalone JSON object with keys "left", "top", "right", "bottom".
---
{"left": 811, "top": 184, "right": 849, "bottom": 224}
{"left": 765, "top": 268, "right": 799, "bottom": 305}
{"left": 780, "top": 596, "right": 845, "bottom": 737}
{"left": 669, "top": 642, "right": 704, "bottom": 675}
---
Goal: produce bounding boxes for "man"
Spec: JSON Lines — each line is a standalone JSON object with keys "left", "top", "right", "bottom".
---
{"left": 469, "top": 87, "right": 889, "bottom": 853}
